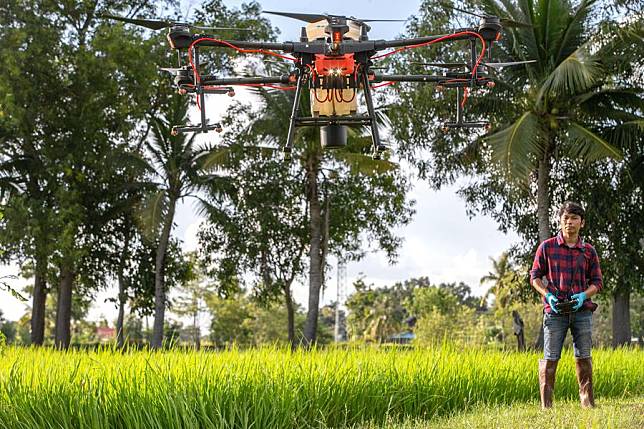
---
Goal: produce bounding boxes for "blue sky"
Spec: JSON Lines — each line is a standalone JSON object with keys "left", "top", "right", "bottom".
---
{"left": 0, "top": 1, "right": 521, "bottom": 323}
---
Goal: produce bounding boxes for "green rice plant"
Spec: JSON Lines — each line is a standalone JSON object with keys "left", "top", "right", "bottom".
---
{"left": 0, "top": 345, "right": 641, "bottom": 428}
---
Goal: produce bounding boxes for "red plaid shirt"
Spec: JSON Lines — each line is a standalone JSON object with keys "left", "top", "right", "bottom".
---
{"left": 530, "top": 231, "right": 603, "bottom": 313}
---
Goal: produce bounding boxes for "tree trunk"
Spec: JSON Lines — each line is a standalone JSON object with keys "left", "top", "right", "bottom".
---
{"left": 534, "top": 146, "right": 552, "bottom": 351}
{"left": 116, "top": 226, "right": 132, "bottom": 348}
{"left": 151, "top": 198, "right": 177, "bottom": 349}
{"left": 193, "top": 307, "right": 200, "bottom": 351}
{"left": 304, "top": 159, "right": 323, "bottom": 347}
{"left": 612, "top": 285, "right": 631, "bottom": 348}
{"left": 284, "top": 282, "right": 296, "bottom": 350}
{"left": 30, "top": 255, "right": 47, "bottom": 346}
{"left": 536, "top": 157, "right": 551, "bottom": 243}
{"left": 54, "top": 265, "right": 74, "bottom": 349}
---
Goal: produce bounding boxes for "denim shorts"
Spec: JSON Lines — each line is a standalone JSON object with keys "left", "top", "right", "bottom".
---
{"left": 543, "top": 310, "right": 593, "bottom": 360}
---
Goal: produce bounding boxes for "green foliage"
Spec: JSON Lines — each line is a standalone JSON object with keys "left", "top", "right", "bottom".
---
{"left": 0, "top": 347, "right": 641, "bottom": 427}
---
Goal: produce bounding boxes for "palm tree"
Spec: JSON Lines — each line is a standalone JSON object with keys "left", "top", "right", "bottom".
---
{"left": 478, "top": 0, "right": 639, "bottom": 242}
{"left": 479, "top": 252, "right": 514, "bottom": 309}
{"left": 202, "top": 60, "right": 408, "bottom": 347}
{"left": 141, "top": 95, "right": 225, "bottom": 349}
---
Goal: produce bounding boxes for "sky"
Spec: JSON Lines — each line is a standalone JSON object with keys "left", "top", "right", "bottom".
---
{"left": 0, "top": 0, "right": 521, "bottom": 323}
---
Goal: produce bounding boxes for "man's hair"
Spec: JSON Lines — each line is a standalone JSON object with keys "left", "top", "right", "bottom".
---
{"left": 558, "top": 201, "right": 585, "bottom": 219}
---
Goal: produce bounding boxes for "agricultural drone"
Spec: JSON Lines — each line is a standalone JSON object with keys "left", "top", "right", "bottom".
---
{"left": 104, "top": 7, "right": 534, "bottom": 159}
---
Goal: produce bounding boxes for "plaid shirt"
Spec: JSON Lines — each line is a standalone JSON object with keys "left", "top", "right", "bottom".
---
{"left": 530, "top": 231, "right": 603, "bottom": 313}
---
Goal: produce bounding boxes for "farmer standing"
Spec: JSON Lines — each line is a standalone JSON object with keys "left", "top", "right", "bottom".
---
{"left": 530, "top": 201, "right": 602, "bottom": 409}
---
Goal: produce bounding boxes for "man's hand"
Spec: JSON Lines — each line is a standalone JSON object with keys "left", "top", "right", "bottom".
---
{"left": 545, "top": 293, "right": 559, "bottom": 313}
{"left": 571, "top": 292, "right": 587, "bottom": 311}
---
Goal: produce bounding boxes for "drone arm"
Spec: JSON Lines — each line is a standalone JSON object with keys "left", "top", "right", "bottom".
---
{"left": 372, "top": 73, "right": 444, "bottom": 83}
{"left": 193, "top": 38, "right": 295, "bottom": 52}
{"left": 200, "top": 75, "right": 293, "bottom": 86}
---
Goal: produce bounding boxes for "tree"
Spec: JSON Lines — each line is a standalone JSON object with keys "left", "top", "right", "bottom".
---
{"left": 0, "top": 0, "right": 166, "bottom": 348}
{"left": 201, "top": 72, "right": 415, "bottom": 347}
{"left": 172, "top": 252, "right": 214, "bottom": 350}
{"left": 388, "top": 0, "right": 642, "bottom": 348}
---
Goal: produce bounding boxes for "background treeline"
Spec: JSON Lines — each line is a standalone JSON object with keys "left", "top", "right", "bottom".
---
{"left": 1, "top": 0, "right": 642, "bottom": 350}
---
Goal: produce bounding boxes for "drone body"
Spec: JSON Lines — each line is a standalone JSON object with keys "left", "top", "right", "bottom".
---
{"left": 104, "top": 9, "right": 534, "bottom": 158}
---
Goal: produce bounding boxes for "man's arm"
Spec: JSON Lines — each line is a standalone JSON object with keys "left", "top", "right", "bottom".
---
{"left": 530, "top": 242, "right": 548, "bottom": 298}
{"left": 531, "top": 277, "right": 549, "bottom": 298}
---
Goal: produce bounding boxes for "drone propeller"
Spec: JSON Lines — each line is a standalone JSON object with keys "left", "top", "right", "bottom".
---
{"left": 412, "top": 61, "right": 469, "bottom": 69}
{"left": 101, "top": 14, "right": 251, "bottom": 32}
{"left": 439, "top": 3, "right": 532, "bottom": 28}
{"left": 413, "top": 60, "right": 536, "bottom": 69}
{"left": 263, "top": 10, "right": 405, "bottom": 24}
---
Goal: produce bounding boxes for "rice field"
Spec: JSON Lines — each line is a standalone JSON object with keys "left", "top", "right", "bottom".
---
{"left": 0, "top": 345, "right": 642, "bottom": 428}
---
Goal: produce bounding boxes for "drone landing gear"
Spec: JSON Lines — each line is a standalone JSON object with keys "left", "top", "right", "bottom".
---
{"left": 171, "top": 123, "right": 223, "bottom": 135}
{"left": 443, "top": 87, "right": 490, "bottom": 131}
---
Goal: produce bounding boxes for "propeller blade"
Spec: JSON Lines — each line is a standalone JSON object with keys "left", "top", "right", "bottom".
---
{"left": 483, "top": 60, "right": 536, "bottom": 68}
{"left": 102, "top": 14, "right": 252, "bottom": 32}
{"left": 412, "top": 62, "right": 468, "bottom": 69}
{"left": 438, "top": 3, "right": 486, "bottom": 19}
{"left": 263, "top": 11, "right": 327, "bottom": 23}
{"left": 102, "top": 14, "right": 174, "bottom": 30}
{"left": 264, "top": 11, "right": 404, "bottom": 24}
{"left": 358, "top": 19, "right": 407, "bottom": 22}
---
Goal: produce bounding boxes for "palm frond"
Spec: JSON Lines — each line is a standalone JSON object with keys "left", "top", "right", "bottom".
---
{"left": 563, "top": 122, "right": 623, "bottom": 162}
{"left": 536, "top": 45, "right": 602, "bottom": 104}
{"left": 601, "top": 119, "right": 644, "bottom": 151}
{"left": 554, "top": 0, "right": 596, "bottom": 64}
{"left": 202, "top": 146, "right": 233, "bottom": 171}
{"left": 485, "top": 111, "right": 546, "bottom": 181}
{"left": 139, "top": 189, "right": 168, "bottom": 239}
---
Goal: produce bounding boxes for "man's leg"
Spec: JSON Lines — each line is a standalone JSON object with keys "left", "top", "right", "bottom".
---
{"left": 571, "top": 310, "right": 594, "bottom": 407}
{"left": 540, "top": 313, "right": 567, "bottom": 408}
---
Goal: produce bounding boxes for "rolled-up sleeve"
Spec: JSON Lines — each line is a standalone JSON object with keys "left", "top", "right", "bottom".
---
{"left": 530, "top": 242, "right": 546, "bottom": 282}
{"left": 588, "top": 247, "right": 603, "bottom": 291}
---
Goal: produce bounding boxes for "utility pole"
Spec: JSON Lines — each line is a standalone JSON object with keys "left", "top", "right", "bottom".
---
{"left": 334, "top": 260, "right": 347, "bottom": 342}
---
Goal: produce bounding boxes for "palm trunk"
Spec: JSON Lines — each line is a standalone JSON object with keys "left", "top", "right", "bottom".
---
{"left": 534, "top": 142, "right": 553, "bottom": 350}
{"left": 30, "top": 254, "right": 47, "bottom": 345}
{"left": 193, "top": 302, "right": 200, "bottom": 350}
{"left": 534, "top": 144, "right": 553, "bottom": 351}
{"left": 54, "top": 265, "right": 74, "bottom": 349}
{"left": 536, "top": 157, "right": 551, "bottom": 243}
{"left": 304, "top": 159, "right": 323, "bottom": 347}
{"left": 612, "top": 285, "right": 631, "bottom": 348}
{"left": 283, "top": 282, "right": 296, "bottom": 349}
{"left": 151, "top": 198, "right": 177, "bottom": 349}
{"left": 116, "top": 226, "right": 132, "bottom": 348}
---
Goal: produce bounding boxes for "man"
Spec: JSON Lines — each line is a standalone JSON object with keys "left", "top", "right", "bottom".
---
{"left": 530, "top": 201, "right": 602, "bottom": 409}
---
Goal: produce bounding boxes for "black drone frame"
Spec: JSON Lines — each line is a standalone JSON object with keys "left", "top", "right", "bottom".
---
{"left": 106, "top": 12, "right": 531, "bottom": 158}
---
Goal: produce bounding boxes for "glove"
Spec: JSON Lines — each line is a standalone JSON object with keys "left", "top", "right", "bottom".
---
{"left": 545, "top": 293, "right": 559, "bottom": 313}
{"left": 571, "top": 292, "right": 587, "bottom": 311}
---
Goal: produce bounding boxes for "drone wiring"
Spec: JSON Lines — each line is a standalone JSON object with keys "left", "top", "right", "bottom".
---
{"left": 371, "top": 30, "right": 487, "bottom": 106}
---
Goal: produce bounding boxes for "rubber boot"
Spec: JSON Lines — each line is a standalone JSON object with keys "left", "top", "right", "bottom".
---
{"left": 575, "top": 357, "right": 595, "bottom": 408}
{"left": 539, "top": 359, "right": 558, "bottom": 409}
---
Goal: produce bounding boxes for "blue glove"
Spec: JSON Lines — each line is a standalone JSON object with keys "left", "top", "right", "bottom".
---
{"left": 545, "top": 293, "right": 559, "bottom": 313}
{"left": 571, "top": 292, "right": 587, "bottom": 311}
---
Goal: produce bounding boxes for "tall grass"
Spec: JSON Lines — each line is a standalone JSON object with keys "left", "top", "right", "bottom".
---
{"left": 0, "top": 345, "right": 641, "bottom": 428}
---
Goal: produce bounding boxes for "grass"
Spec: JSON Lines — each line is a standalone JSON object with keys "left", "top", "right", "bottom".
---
{"left": 356, "top": 396, "right": 644, "bottom": 428}
{"left": 0, "top": 345, "right": 641, "bottom": 428}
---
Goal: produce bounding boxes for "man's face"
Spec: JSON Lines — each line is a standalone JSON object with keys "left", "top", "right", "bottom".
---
{"left": 560, "top": 211, "right": 584, "bottom": 236}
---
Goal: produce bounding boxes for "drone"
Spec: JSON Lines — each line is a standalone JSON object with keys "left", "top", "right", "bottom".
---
{"left": 104, "top": 8, "right": 534, "bottom": 159}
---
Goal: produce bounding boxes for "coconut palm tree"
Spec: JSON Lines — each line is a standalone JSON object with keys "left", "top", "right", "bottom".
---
{"left": 141, "top": 94, "right": 227, "bottom": 349}
{"left": 477, "top": 0, "right": 640, "bottom": 241}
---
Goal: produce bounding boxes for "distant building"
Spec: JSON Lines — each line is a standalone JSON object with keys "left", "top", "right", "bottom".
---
{"left": 96, "top": 326, "right": 115, "bottom": 342}
{"left": 387, "top": 332, "right": 416, "bottom": 344}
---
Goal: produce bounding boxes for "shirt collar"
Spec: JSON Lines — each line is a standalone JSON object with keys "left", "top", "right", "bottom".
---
{"left": 556, "top": 230, "right": 584, "bottom": 248}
